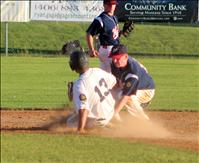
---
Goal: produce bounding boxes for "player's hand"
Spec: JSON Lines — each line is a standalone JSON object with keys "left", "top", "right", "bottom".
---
{"left": 89, "top": 49, "right": 99, "bottom": 57}
{"left": 76, "top": 129, "right": 86, "bottom": 135}
{"left": 113, "top": 113, "right": 122, "bottom": 122}
{"left": 118, "top": 80, "right": 124, "bottom": 88}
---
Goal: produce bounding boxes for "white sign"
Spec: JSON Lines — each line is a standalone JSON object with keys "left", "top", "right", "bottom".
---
{"left": 1, "top": 1, "right": 30, "bottom": 22}
{"left": 31, "top": 0, "right": 104, "bottom": 22}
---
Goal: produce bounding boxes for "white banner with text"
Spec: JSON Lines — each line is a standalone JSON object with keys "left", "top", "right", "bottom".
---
{"left": 31, "top": 0, "right": 103, "bottom": 22}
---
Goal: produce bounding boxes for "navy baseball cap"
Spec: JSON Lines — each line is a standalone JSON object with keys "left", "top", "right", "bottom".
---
{"left": 109, "top": 44, "right": 128, "bottom": 58}
{"left": 103, "top": 0, "right": 118, "bottom": 5}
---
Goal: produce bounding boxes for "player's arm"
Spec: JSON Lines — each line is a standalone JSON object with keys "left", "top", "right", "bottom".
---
{"left": 86, "top": 19, "right": 102, "bottom": 57}
{"left": 114, "top": 74, "right": 139, "bottom": 115}
{"left": 114, "top": 95, "right": 130, "bottom": 115}
{"left": 77, "top": 108, "right": 89, "bottom": 134}
{"left": 73, "top": 82, "right": 89, "bottom": 133}
{"left": 86, "top": 34, "right": 98, "bottom": 57}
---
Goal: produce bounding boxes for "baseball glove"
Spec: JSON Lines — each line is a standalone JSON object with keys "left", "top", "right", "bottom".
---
{"left": 62, "top": 40, "right": 84, "bottom": 55}
{"left": 120, "top": 20, "right": 134, "bottom": 37}
{"left": 67, "top": 82, "right": 73, "bottom": 101}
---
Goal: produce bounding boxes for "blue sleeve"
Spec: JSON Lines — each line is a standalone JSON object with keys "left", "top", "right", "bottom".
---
{"left": 122, "top": 76, "right": 139, "bottom": 96}
{"left": 86, "top": 19, "right": 102, "bottom": 36}
{"left": 113, "top": 15, "right": 119, "bottom": 24}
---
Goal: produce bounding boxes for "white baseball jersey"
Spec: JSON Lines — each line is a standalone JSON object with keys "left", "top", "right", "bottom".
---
{"left": 72, "top": 68, "right": 116, "bottom": 125}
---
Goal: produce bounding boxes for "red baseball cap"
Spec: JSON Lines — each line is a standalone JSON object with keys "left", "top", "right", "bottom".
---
{"left": 103, "top": 0, "right": 118, "bottom": 5}
{"left": 109, "top": 44, "right": 128, "bottom": 58}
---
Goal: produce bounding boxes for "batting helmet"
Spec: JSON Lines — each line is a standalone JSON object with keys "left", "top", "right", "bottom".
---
{"left": 69, "top": 51, "right": 88, "bottom": 71}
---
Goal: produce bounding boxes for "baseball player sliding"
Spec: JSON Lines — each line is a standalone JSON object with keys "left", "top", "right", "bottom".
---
{"left": 66, "top": 50, "right": 117, "bottom": 134}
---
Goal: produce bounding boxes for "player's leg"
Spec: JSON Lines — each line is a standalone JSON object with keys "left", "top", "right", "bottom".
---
{"left": 136, "top": 89, "right": 155, "bottom": 110}
{"left": 125, "top": 89, "right": 155, "bottom": 120}
{"left": 66, "top": 112, "right": 107, "bottom": 129}
{"left": 125, "top": 97, "right": 150, "bottom": 120}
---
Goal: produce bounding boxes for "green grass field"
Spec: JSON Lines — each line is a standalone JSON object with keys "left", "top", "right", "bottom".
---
{"left": 1, "top": 56, "right": 198, "bottom": 111}
{"left": 1, "top": 134, "right": 198, "bottom": 163}
{"left": 1, "top": 22, "right": 199, "bottom": 56}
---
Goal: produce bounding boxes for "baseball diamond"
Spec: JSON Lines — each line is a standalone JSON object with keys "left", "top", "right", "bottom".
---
{"left": 1, "top": 0, "right": 198, "bottom": 162}
{"left": 1, "top": 109, "right": 198, "bottom": 152}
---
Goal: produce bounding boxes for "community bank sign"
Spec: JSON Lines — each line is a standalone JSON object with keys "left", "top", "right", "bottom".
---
{"left": 116, "top": 0, "right": 198, "bottom": 22}
{"left": 125, "top": 3, "right": 187, "bottom": 11}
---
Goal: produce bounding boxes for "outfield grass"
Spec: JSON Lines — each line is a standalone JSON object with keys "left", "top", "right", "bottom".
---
{"left": 1, "top": 134, "right": 198, "bottom": 163}
{"left": 1, "top": 22, "right": 199, "bottom": 56}
{"left": 1, "top": 56, "right": 198, "bottom": 111}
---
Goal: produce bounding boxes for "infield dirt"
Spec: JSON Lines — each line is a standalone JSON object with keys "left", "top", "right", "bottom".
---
{"left": 1, "top": 110, "right": 199, "bottom": 152}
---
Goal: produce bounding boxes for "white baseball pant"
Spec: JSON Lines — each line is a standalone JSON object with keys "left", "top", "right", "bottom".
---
{"left": 98, "top": 45, "right": 113, "bottom": 73}
{"left": 126, "top": 89, "right": 155, "bottom": 120}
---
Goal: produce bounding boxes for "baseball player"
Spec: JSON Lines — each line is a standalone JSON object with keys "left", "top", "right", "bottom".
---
{"left": 86, "top": 0, "right": 120, "bottom": 73}
{"left": 109, "top": 44, "right": 155, "bottom": 121}
{"left": 67, "top": 50, "right": 117, "bottom": 133}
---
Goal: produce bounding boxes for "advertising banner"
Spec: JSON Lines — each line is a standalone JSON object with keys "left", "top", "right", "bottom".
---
{"left": 1, "top": 1, "right": 30, "bottom": 22}
{"left": 31, "top": 0, "right": 103, "bottom": 22}
{"left": 115, "top": 0, "right": 198, "bottom": 23}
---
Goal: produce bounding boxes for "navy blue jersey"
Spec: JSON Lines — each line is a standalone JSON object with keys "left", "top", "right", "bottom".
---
{"left": 111, "top": 57, "right": 155, "bottom": 96}
{"left": 86, "top": 12, "right": 120, "bottom": 46}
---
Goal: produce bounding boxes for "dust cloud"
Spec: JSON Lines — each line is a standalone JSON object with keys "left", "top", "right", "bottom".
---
{"left": 46, "top": 111, "right": 172, "bottom": 139}
{"left": 100, "top": 112, "right": 172, "bottom": 139}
